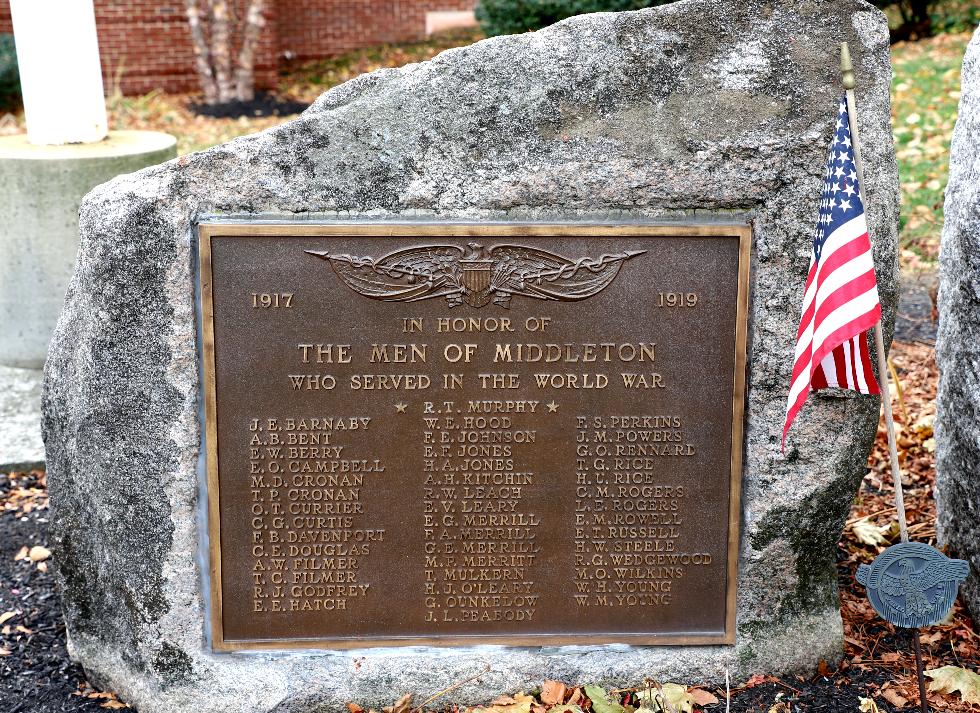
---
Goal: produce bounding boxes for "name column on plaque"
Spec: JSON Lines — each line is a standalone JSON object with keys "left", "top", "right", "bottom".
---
{"left": 246, "top": 414, "right": 386, "bottom": 614}
{"left": 421, "top": 395, "right": 542, "bottom": 624}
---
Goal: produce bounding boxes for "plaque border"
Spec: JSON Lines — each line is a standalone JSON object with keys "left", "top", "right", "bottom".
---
{"left": 198, "top": 222, "right": 751, "bottom": 652}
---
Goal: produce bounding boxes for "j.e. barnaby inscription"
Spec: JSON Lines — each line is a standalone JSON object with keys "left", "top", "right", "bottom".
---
{"left": 199, "top": 223, "right": 750, "bottom": 650}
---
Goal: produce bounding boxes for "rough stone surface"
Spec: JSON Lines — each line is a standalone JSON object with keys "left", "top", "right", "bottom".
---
{"left": 936, "top": 26, "right": 980, "bottom": 623}
{"left": 41, "top": 2, "right": 900, "bottom": 711}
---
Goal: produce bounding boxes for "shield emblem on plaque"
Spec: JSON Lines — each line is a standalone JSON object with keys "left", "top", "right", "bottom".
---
{"left": 459, "top": 259, "right": 493, "bottom": 306}
{"left": 459, "top": 260, "right": 492, "bottom": 292}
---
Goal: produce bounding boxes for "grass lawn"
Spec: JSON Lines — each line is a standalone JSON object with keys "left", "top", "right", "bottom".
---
{"left": 891, "top": 30, "right": 973, "bottom": 263}
{"left": 0, "top": 26, "right": 972, "bottom": 266}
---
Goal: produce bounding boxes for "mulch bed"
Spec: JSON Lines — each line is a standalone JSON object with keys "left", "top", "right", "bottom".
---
{"left": 188, "top": 90, "right": 310, "bottom": 119}
{"left": 0, "top": 471, "right": 105, "bottom": 712}
{"left": 1, "top": 340, "right": 976, "bottom": 712}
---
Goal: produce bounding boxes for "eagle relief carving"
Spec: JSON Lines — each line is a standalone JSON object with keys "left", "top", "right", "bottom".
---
{"left": 306, "top": 242, "right": 645, "bottom": 308}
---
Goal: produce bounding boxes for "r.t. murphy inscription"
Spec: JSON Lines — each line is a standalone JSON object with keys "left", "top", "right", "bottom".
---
{"left": 199, "top": 223, "right": 750, "bottom": 650}
{"left": 307, "top": 243, "right": 645, "bottom": 308}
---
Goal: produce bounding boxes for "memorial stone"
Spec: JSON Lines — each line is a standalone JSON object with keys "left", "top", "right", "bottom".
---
{"left": 936, "top": 26, "right": 980, "bottom": 622}
{"left": 42, "top": 1, "right": 900, "bottom": 711}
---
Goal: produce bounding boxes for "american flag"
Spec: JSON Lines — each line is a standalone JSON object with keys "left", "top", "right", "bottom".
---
{"left": 783, "top": 96, "right": 882, "bottom": 446}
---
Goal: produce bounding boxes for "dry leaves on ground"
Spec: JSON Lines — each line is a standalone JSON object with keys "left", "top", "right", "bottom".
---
{"left": 1, "top": 469, "right": 47, "bottom": 516}
{"left": 925, "top": 666, "right": 980, "bottom": 705}
{"left": 74, "top": 681, "right": 131, "bottom": 709}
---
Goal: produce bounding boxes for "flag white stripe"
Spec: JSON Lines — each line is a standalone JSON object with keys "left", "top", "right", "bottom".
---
{"left": 853, "top": 336, "right": 869, "bottom": 391}
{"left": 843, "top": 338, "right": 854, "bottom": 389}
{"left": 820, "top": 352, "right": 838, "bottom": 387}
{"left": 814, "top": 249, "right": 879, "bottom": 308}
{"left": 812, "top": 287, "right": 880, "bottom": 347}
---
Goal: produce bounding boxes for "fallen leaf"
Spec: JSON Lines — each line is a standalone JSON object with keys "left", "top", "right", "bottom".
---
{"left": 926, "top": 666, "right": 980, "bottom": 705}
{"left": 880, "top": 652, "right": 901, "bottom": 663}
{"left": 881, "top": 688, "right": 908, "bottom": 708}
{"left": 584, "top": 685, "right": 625, "bottom": 713}
{"left": 347, "top": 704, "right": 364, "bottom": 713}
{"left": 0, "top": 648, "right": 11, "bottom": 656}
{"left": 101, "top": 701, "right": 128, "bottom": 710}
{"left": 687, "top": 688, "right": 719, "bottom": 706}
{"left": 660, "top": 683, "right": 695, "bottom": 713}
{"left": 384, "top": 693, "right": 413, "bottom": 713}
{"left": 858, "top": 697, "right": 880, "bottom": 713}
{"left": 852, "top": 518, "right": 889, "bottom": 547}
{"left": 14, "top": 546, "right": 29, "bottom": 561}
{"left": 549, "top": 707, "right": 584, "bottom": 713}
{"left": 37, "top": 561, "right": 48, "bottom": 573}
{"left": 473, "top": 693, "right": 534, "bottom": 713}
{"left": 29, "top": 545, "right": 51, "bottom": 562}
{"left": 0, "top": 612, "right": 16, "bottom": 626}
{"left": 490, "top": 696, "right": 517, "bottom": 706}
{"left": 541, "top": 680, "right": 568, "bottom": 705}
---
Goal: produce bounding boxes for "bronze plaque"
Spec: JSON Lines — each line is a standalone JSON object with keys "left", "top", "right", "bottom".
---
{"left": 200, "top": 223, "right": 750, "bottom": 651}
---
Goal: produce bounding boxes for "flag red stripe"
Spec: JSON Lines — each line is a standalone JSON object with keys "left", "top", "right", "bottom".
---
{"left": 813, "top": 268, "right": 879, "bottom": 332}
{"left": 814, "top": 231, "right": 876, "bottom": 285}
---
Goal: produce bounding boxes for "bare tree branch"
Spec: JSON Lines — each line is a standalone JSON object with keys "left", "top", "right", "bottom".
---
{"left": 209, "top": 0, "right": 234, "bottom": 103}
{"left": 185, "top": 0, "right": 218, "bottom": 103}
{"left": 235, "top": 0, "right": 265, "bottom": 101}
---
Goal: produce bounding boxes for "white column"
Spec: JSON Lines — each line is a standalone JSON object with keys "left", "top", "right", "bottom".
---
{"left": 9, "top": 0, "right": 108, "bottom": 145}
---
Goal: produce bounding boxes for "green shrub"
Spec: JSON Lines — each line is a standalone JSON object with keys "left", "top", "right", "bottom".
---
{"left": 931, "top": 0, "right": 980, "bottom": 34}
{"left": 0, "top": 34, "right": 20, "bottom": 110}
{"left": 475, "top": 0, "right": 674, "bottom": 37}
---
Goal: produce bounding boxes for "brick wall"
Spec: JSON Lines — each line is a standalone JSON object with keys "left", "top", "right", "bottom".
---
{"left": 0, "top": 0, "right": 475, "bottom": 96}
{"left": 275, "top": 0, "right": 474, "bottom": 62}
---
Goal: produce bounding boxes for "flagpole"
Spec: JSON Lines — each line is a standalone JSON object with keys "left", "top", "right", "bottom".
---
{"left": 841, "top": 41, "right": 927, "bottom": 712}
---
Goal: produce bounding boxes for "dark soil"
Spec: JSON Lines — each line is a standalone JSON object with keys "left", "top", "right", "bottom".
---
{"left": 188, "top": 91, "right": 309, "bottom": 119}
{"left": 0, "top": 472, "right": 100, "bottom": 712}
{"left": 708, "top": 669, "right": 891, "bottom": 712}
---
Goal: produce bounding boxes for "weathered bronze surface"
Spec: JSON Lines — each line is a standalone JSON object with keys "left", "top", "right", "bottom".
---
{"left": 199, "top": 223, "right": 750, "bottom": 651}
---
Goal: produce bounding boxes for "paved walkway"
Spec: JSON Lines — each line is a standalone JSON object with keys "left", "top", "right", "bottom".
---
{"left": 0, "top": 365, "right": 44, "bottom": 471}
{"left": 894, "top": 268, "right": 938, "bottom": 344}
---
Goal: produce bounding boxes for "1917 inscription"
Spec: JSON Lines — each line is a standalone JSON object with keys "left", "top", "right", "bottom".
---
{"left": 200, "top": 223, "right": 749, "bottom": 650}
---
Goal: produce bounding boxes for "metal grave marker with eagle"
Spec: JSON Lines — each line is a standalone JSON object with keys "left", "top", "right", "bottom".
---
{"left": 306, "top": 242, "right": 645, "bottom": 308}
{"left": 856, "top": 542, "right": 969, "bottom": 629}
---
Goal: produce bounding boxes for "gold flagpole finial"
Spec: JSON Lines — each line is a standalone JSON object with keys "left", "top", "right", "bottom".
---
{"left": 841, "top": 41, "right": 855, "bottom": 90}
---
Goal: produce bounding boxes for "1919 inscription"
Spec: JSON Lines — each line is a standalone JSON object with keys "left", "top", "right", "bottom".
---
{"left": 201, "top": 223, "right": 749, "bottom": 650}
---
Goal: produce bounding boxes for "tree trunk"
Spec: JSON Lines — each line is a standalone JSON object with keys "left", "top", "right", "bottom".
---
{"left": 185, "top": 0, "right": 218, "bottom": 104}
{"left": 209, "top": 0, "right": 234, "bottom": 103}
{"left": 235, "top": 0, "right": 265, "bottom": 102}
